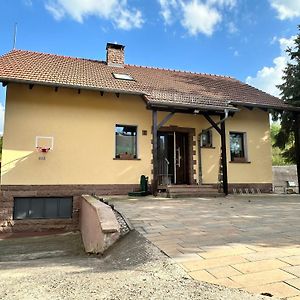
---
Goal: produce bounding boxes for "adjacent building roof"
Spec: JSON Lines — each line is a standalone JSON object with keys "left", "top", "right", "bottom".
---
{"left": 0, "top": 49, "right": 293, "bottom": 112}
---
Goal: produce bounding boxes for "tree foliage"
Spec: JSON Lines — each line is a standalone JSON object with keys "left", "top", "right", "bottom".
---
{"left": 273, "top": 26, "right": 300, "bottom": 164}
{"left": 271, "top": 123, "right": 290, "bottom": 165}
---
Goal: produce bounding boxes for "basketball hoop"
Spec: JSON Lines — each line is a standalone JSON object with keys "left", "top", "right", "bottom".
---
{"left": 36, "top": 147, "right": 51, "bottom": 153}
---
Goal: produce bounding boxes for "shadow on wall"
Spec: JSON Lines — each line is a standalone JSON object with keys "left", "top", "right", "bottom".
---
{"left": 1, "top": 150, "right": 33, "bottom": 178}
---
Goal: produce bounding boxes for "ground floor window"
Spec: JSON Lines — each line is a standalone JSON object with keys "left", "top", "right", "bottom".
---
{"left": 13, "top": 197, "right": 73, "bottom": 220}
{"left": 115, "top": 124, "right": 137, "bottom": 159}
{"left": 230, "top": 132, "right": 247, "bottom": 162}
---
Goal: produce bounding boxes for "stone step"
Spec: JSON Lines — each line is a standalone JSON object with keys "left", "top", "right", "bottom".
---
{"left": 168, "top": 192, "right": 224, "bottom": 198}
{"left": 167, "top": 184, "right": 215, "bottom": 189}
{"left": 167, "top": 187, "right": 218, "bottom": 193}
{"left": 166, "top": 184, "right": 222, "bottom": 198}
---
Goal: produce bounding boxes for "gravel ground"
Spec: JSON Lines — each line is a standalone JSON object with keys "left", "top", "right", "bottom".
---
{"left": 0, "top": 231, "right": 274, "bottom": 300}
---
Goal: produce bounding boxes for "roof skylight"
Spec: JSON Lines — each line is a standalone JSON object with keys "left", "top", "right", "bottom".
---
{"left": 113, "top": 73, "right": 134, "bottom": 81}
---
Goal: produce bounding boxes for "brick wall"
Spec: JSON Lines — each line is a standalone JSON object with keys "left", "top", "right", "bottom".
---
{"left": 0, "top": 184, "right": 139, "bottom": 233}
{"left": 106, "top": 48, "right": 124, "bottom": 66}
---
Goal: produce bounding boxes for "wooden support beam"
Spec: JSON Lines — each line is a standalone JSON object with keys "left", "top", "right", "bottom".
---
{"left": 152, "top": 110, "right": 158, "bottom": 196}
{"left": 203, "top": 113, "right": 222, "bottom": 135}
{"left": 29, "top": 84, "right": 34, "bottom": 90}
{"left": 78, "top": 89, "right": 81, "bottom": 94}
{"left": 294, "top": 113, "right": 300, "bottom": 194}
{"left": 158, "top": 112, "right": 174, "bottom": 129}
{"left": 220, "top": 114, "right": 228, "bottom": 195}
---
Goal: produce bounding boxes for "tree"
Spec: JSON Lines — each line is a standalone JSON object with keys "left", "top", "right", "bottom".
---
{"left": 271, "top": 123, "right": 288, "bottom": 165}
{"left": 273, "top": 25, "right": 300, "bottom": 164}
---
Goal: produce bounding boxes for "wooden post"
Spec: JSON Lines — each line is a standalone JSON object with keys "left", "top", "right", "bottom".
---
{"left": 294, "top": 113, "right": 300, "bottom": 194}
{"left": 152, "top": 110, "right": 158, "bottom": 196}
{"left": 220, "top": 115, "right": 228, "bottom": 195}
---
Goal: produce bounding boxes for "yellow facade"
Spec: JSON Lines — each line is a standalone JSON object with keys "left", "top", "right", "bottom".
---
{"left": 1, "top": 83, "right": 272, "bottom": 186}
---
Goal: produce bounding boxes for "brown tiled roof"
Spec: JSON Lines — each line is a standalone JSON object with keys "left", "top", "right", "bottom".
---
{"left": 0, "top": 49, "right": 291, "bottom": 111}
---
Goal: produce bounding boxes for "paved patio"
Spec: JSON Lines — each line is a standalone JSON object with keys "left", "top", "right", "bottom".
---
{"left": 111, "top": 195, "right": 300, "bottom": 299}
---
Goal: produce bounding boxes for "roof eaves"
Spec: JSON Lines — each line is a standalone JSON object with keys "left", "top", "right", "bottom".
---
{"left": 0, "top": 77, "right": 145, "bottom": 97}
{"left": 229, "top": 101, "right": 300, "bottom": 112}
{"left": 146, "top": 99, "right": 239, "bottom": 113}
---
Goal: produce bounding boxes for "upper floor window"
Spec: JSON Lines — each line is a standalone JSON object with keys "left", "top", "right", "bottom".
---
{"left": 115, "top": 125, "right": 137, "bottom": 159}
{"left": 230, "top": 132, "right": 247, "bottom": 162}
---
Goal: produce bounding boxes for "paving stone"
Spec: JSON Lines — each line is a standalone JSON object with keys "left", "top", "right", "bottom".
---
{"left": 182, "top": 255, "right": 248, "bottom": 272}
{"left": 242, "top": 249, "right": 290, "bottom": 262}
{"left": 287, "top": 296, "right": 300, "bottom": 300}
{"left": 199, "top": 246, "right": 255, "bottom": 259}
{"left": 283, "top": 265, "right": 300, "bottom": 277}
{"left": 245, "top": 282, "right": 300, "bottom": 298}
{"left": 110, "top": 196, "right": 300, "bottom": 300}
{"left": 172, "top": 253, "right": 203, "bottom": 263}
{"left": 280, "top": 256, "right": 300, "bottom": 266}
{"left": 177, "top": 247, "right": 203, "bottom": 253}
{"left": 212, "top": 277, "right": 243, "bottom": 289}
{"left": 285, "top": 278, "right": 300, "bottom": 290}
{"left": 230, "top": 269, "right": 296, "bottom": 287}
{"left": 189, "top": 270, "right": 217, "bottom": 284}
{"left": 206, "top": 265, "right": 242, "bottom": 278}
{"left": 232, "top": 259, "right": 289, "bottom": 274}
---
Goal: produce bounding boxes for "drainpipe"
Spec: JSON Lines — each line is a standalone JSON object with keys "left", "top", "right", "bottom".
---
{"left": 198, "top": 109, "right": 230, "bottom": 184}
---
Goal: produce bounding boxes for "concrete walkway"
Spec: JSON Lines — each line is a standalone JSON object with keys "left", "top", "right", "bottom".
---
{"left": 111, "top": 195, "right": 300, "bottom": 299}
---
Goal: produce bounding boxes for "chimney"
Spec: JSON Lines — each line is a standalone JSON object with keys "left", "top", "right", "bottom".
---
{"left": 106, "top": 43, "right": 125, "bottom": 67}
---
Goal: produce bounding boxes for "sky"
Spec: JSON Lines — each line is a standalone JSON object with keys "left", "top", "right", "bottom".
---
{"left": 0, "top": 0, "right": 300, "bottom": 133}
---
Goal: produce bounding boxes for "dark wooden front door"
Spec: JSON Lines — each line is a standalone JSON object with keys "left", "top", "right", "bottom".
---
{"left": 158, "top": 131, "right": 190, "bottom": 185}
{"left": 175, "top": 132, "right": 189, "bottom": 184}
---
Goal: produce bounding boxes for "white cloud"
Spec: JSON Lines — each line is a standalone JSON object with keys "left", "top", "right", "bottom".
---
{"left": 45, "top": 0, "right": 143, "bottom": 30}
{"left": 158, "top": 0, "right": 236, "bottom": 36}
{"left": 158, "top": 0, "right": 179, "bottom": 24}
{"left": 246, "top": 36, "right": 296, "bottom": 97}
{"left": 181, "top": 1, "right": 221, "bottom": 36}
{"left": 227, "top": 21, "right": 238, "bottom": 34}
{"left": 269, "top": 0, "right": 300, "bottom": 20}
{"left": 207, "top": 0, "right": 236, "bottom": 8}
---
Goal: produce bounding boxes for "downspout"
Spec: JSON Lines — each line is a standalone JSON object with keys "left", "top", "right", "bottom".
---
{"left": 198, "top": 109, "right": 230, "bottom": 184}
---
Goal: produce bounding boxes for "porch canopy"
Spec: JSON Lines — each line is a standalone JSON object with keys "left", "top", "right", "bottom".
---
{"left": 0, "top": 49, "right": 300, "bottom": 194}
{"left": 144, "top": 91, "right": 300, "bottom": 196}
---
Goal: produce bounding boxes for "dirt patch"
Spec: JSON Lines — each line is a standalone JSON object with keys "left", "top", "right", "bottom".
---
{"left": 0, "top": 231, "right": 273, "bottom": 299}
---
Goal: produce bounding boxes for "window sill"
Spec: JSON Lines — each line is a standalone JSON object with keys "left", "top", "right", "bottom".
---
{"left": 200, "top": 146, "right": 216, "bottom": 149}
{"left": 113, "top": 158, "right": 141, "bottom": 161}
{"left": 229, "top": 160, "right": 251, "bottom": 164}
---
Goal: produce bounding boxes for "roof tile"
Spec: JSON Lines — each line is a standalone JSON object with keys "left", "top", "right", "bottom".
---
{"left": 0, "top": 49, "right": 289, "bottom": 110}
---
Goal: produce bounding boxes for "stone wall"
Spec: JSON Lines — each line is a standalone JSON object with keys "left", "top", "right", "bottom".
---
{"left": 80, "top": 195, "right": 120, "bottom": 254}
{"left": 273, "top": 165, "right": 299, "bottom": 193}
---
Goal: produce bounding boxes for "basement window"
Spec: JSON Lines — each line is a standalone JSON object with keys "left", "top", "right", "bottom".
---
{"left": 112, "top": 73, "right": 134, "bottom": 81}
{"left": 13, "top": 197, "right": 73, "bottom": 220}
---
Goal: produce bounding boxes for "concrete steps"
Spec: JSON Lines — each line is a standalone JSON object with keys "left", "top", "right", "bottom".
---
{"left": 166, "top": 184, "right": 222, "bottom": 198}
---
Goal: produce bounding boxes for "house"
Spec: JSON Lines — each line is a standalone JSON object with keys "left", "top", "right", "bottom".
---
{"left": 0, "top": 43, "right": 299, "bottom": 232}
